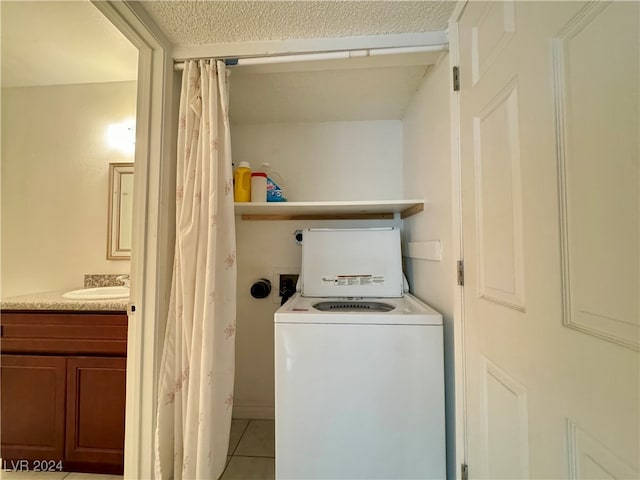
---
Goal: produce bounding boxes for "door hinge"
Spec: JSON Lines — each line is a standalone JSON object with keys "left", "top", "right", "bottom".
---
{"left": 453, "top": 66, "right": 460, "bottom": 91}
{"left": 461, "top": 463, "right": 469, "bottom": 480}
{"left": 457, "top": 260, "right": 465, "bottom": 286}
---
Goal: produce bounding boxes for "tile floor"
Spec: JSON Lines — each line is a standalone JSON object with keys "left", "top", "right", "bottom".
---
{"left": 0, "top": 419, "right": 274, "bottom": 480}
{"left": 221, "top": 419, "right": 275, "bottom": 480}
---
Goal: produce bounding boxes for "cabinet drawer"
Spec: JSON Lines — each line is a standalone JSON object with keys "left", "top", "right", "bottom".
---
{"left": 1, "top": 312, "right": 127, "bottom": 355}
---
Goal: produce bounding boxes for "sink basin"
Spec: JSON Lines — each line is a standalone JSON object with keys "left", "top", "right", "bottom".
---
{"left": 62, "top": 286, "right": 129, "bottom": 300}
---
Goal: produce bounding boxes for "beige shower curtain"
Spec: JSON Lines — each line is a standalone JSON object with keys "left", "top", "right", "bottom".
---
{"left": 155, "top": 59, "right": 236, "bottom": 480}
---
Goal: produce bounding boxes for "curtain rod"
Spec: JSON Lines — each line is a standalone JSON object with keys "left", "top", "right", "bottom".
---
{"left": 173, "top": 44, "right": 447, "bottom": 71}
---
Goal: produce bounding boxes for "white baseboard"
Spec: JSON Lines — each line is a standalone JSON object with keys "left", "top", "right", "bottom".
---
{"left": 233, "top": 403, "right": 275, "bottom": 420}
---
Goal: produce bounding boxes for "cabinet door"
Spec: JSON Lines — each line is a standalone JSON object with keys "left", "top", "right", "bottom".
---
{"left": 65, "top": 356, "right": 126, "bottom": 473}
{"left": 1, "top": 355, "right": 66, "bottom": 464}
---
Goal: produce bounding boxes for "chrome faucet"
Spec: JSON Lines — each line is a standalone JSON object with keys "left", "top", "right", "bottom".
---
{"left": 116, "top": 275, "right": 131, "bottom": 288}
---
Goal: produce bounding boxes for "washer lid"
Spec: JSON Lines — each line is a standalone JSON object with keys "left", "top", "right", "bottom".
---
{"left": 301, "top": 228, "right": 403, "bottom": 297}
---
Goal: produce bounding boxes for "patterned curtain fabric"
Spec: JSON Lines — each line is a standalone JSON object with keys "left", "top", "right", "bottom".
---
{"left": 155, "top": 59, "right": 236, "bottom": 480}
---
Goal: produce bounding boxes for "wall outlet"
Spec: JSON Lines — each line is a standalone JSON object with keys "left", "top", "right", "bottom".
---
{"left": 279, "top": 274, "right": 299, "bottom": 297}
{"left": 271, "top": 267, "right": 300, "bottom": 304}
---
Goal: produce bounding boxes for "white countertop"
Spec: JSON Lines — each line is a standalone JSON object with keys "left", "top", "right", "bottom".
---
{"left": 1, "top": 289, "right": 128, "bottom": 312}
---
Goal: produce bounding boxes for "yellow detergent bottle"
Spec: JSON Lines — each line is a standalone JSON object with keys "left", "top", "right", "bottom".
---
{"left": 234, "top": 161, "right": 251, "bottom": 202}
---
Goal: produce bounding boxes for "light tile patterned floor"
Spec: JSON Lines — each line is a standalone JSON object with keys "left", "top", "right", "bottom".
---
{"left": 1, "top": 419, "right": 274, "bottom": 480}
{"left": 0, "top": 472, "right": 68, "bottom": 480}
{"left": 221, "top": 456, "right": 275, "bottom": 480}
{"left": 221, "top": 419, "right": 275, "bottom": 480}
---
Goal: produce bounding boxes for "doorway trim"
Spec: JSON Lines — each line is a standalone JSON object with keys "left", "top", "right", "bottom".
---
{"left": 91, "top": 2, "right": 175, "bottom": 478}
{"left": 448, "top": 2, "right": 470, "bottom": 478}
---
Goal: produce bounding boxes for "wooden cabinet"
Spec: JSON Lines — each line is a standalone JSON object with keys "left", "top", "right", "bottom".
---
{"left": 65, "top": 356, "right": 126, "bottom": 471}
{"left": 0, "top": 311, "right": 127, "bottom": 474}
{"left": 1, "top": 355, "right": 67, "bottom": 462}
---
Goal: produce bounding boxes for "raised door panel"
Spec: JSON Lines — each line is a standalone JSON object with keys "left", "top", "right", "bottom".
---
{"left": 553, "top": 1, "right": 640, "bottom": 349}
{"left": 481, "top": 357, "right": 529, "bottom": 479}
{"left": 0, "top": 355, "right": 66, "bottom": 465}
{"left": 473, "top": 79, "right": 525, "bottom": 311}
{"left": 471, "top": 1, "right": 516, "bottom": 86}
{"left": 65, "top": 356, "right": 126, "bottom": 474}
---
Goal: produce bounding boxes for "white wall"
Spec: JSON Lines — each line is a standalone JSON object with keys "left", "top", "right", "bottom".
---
{"left": 231, "top": 120, "right": 403, "bottom": 418}
{"left": 231, "top": 120, "right": 403, "bottom": 201}
{"left": 1, "top": 81, "right": 137, "bottom": 297}
{"left": 401, "top": 56, "right": 456, "bottom": 477}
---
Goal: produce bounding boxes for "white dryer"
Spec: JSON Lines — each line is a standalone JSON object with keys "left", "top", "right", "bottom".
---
{"left": 274, "top": 228, "right": 446, "bottom": 479}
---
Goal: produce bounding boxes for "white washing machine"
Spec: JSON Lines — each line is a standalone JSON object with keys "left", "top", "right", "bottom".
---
{"left": 274, "top": 228, "right": 446, "bottom": 479}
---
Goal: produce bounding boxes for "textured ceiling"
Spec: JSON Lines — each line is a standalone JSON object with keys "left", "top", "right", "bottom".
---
{"left": 1, "top": 1, "right": 138, "bottom": 87}
{"left": 0, "top": 1, "right": 454, "bottom": 88}
{"left": 140, "top": 1, "right": 455, "bottom": 46}
{"left": 140, "top": 1, "right": 454, "bottom": 123}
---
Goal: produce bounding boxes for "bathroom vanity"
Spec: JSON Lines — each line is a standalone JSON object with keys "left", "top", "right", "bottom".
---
{"left": 0, "top": 294, "right": 128, "bottom": 475}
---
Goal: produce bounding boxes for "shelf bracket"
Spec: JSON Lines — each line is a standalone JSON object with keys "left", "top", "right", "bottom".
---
{"left": 400, "top": 203, "right": 424, "bottom": 219}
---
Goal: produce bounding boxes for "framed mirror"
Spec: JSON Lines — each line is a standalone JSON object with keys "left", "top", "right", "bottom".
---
{"left": 107, "top": 163, "right": 134, "bottom": 260}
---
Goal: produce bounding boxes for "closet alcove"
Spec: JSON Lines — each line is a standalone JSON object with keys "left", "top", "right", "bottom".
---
{"left": 226, "top": 47, "right": 448, "bottom": 419}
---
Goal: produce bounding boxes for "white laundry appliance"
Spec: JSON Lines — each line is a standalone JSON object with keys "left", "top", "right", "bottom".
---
{"left": 274, "top": 228, "right": 445, "bottom": 479}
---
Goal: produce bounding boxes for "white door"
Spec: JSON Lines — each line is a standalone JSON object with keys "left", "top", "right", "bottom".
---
{"left": 456, "top": 1, "right": 639, "bottom": 478}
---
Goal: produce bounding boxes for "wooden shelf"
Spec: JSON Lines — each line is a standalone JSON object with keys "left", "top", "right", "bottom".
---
{"left": 234, "top": 200, "right": 424, "bottom": 221}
